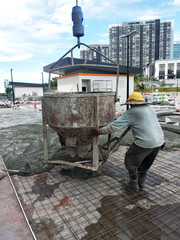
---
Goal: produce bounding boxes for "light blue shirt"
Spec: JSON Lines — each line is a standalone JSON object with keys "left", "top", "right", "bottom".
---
{"left": 99, "top": 105, "right": 164, "bottom": 148}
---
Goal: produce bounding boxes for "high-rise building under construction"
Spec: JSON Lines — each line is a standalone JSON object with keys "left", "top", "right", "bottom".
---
{"left": 109, "top": 19, "right": 174, "bottom": 72}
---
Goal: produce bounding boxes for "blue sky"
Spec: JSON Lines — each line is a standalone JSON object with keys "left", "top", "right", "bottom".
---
{"left": 0, "top": 0, "right": 180, "bottom": 92}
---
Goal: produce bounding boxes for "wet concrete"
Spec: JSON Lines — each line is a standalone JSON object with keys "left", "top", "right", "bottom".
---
{"left": 0, "top": 124, "right": 57, "bottom": 173}
{"left": 60, "top": 167, "right": 98, "bottom": 179}
{"left": 161, "top": 124, "right": 180, "bottom": 134}
{"left": 32, "top": 174, "right": 60, "bottom": 200}
{"left": 30, "top": 217, "right": 62, "bottom": 240}
{"left": 0, "top": 107, "right": 42, "bottom": 128}
{"left": 0, "top": 107, "right": 180, "bottom": 175}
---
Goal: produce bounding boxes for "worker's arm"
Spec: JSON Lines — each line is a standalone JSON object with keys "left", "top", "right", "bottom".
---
{"left": 91, "top": 110, "right": 131, "bottom": 136}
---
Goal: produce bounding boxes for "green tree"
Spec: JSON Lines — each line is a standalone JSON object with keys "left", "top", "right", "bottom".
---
{"left": 160, "top": 80, "right": 166, "bottom": 87}
{"left": 136, "top": 83, "right": 145, "bottom": 92}
{"left": 6, "top": 87, "right": 12, "bottom": 97}
{"left": 134, "top": 74, "right": 143, "bottom": 84}
{"left": 50, "top": 77, "right": 57, "bottom": 87}
{"left": 134, "top": 74, "right": 148, "bottom": 91}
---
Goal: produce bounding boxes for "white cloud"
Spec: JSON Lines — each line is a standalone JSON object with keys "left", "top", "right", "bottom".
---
{"left": 15, "top": 71, "right": 44, "bottom": 81}
{"left": 174, "top": 32, "right": 180, "bottom": 41}
{"left": 8, "top": 71, "right": 58, "bottom": 83}
{"left": 0, "top": 0, "right": 40, "bottom": 26}
{"left": 94, "top": 33, "right": 109, "bottom": 44}
{"left": 0, "top": 69, "right": 48, "bottom": 83}
{"left": 0, "top": 54, "right": 33, "bottom": 62}
{"left": 39, "top": 63, "right": 47, "bottom": 67}
{"left": 98, "top": 39, "right": 108, "bottom": 44}
{"left": 136, "top": 15, "right": 160, "bottom": 21}
{"left": 0, "top": 0, "right": 75, "bottom": 62}
{"left": 132, "top": 6, "right": 173, "bottom": 22}
{"left": 97, "top": 33, "right": 109, "bottom": 38}
{"left": 168, "top": 0, "right": 180, "bottom": 6}
{"left": 0, "top": 0, "right": 179, "bottom": 66}
{"left": 81, "top": 0, "right": 147, "bottom": 20}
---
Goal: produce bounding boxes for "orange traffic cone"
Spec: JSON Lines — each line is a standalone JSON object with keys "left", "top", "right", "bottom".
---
{"left": 34, "top": 101, "right": 37, "bottom": 109}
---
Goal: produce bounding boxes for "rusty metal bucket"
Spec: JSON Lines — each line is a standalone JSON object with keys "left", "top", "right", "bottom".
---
{"left": 42, "top": 92, "right": 116, "bottom": 170}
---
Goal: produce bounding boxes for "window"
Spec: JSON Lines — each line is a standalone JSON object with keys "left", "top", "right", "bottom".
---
{"left": 168, "top": 63, "right": 174, "bottom": 79}
{"left": 159, "top": 64, "right": 165, "bottom": 79}
{"left": 177, "top": 63, "right": 180, "bottom": 78}
{"left": 93, "top": 80, "right": 112, "bottom": 92}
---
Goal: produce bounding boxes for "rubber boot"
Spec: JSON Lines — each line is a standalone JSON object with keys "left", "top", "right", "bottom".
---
{"left": 138, "top": 171, "right": 147, "bottom": 188}
{"left": 124, "top": 172, "right": 139, "bottom": 191}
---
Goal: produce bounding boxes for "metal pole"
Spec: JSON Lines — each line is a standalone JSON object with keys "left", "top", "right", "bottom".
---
{"left": 71, "top": 50, "right": 74, "bottom": 65}
{"left": 48, "top": 73, "right": 51, "bottom": 91}
{"left": 175, "top": 75, "right": 178, "bottom": 93}
{"left": 115, "top": 65, "right": 119, "bottom": 102}
{"left": 120, "top": 30, "right": 139, "bottom": 109}
{"left": 127, "top": 36, "right": 130, "bottom": 110}
{"left": 41, "top": 72, "right": 44, "bottom": 92}
{"left": 151, "top": 77, "right": 153, "bottom": 93}
{"left": 10, "top": 69, "right": 15, "bottom": 105}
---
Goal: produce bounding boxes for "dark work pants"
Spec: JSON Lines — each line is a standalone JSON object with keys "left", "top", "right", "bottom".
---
{"left": 125, "top": 143, "right": 161, "bottom": 174}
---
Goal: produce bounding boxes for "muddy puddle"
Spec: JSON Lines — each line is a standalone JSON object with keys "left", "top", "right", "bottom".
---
{"left": 82, "top": 192, "right": 180, "bottom": 239}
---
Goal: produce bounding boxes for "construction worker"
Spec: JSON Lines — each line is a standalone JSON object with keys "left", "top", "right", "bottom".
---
{"left": 92, "top": 92, "right": 165, "bottom": 190}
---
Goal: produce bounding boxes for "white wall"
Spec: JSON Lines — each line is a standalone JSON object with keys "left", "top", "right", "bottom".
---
{"left": 57, "top": 73, "right": 134, "bottom": 101}
{"left": 118, "top": 75, "right": 134, "bottom": 100}
{"left": 58, "top": 75, "right": 79, "bottom": 92}
{"left": 14, "top": 87, "right": 43, "bottom": 98}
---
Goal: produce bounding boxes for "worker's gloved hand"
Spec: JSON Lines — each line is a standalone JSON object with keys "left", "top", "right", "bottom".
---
{"left": 91, "top": 128, "right": 99, "bottom": 137}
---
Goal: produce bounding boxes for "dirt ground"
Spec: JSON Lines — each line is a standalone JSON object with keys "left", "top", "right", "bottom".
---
{"left": 0, "top": 107, "right": 180, "bottom": 175}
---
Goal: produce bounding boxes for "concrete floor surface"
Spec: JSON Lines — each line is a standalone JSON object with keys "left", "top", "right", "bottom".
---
{"left": 10, "top": 146, "right": 180, "bottom": 240}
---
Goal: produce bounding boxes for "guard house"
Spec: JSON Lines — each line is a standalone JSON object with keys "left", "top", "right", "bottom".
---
{"left": 43, "top": 57, "right": 140, "bottom": 101}
{"left": 8, "top": 82, "right": 44, "bottom": 99}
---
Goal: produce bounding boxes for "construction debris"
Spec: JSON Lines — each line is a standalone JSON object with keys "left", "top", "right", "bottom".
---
{"left": 0, "top": 101, "right": 11, "bottom": 108}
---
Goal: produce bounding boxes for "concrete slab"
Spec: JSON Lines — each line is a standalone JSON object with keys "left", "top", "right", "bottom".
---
{"left": 8, "top": 147, "right": 180, "bottom": 239}
{"left": 0, "top": 156, "right": 35, "bottom": 240}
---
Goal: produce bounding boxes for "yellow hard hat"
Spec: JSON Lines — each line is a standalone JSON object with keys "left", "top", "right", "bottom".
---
{"left": 126, "top": 92, "right": 147, "bottom": 105}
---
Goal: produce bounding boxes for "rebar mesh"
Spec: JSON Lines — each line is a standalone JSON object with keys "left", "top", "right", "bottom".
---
{"left": 12, "top": 146, "right": 180, "bottom": 240}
